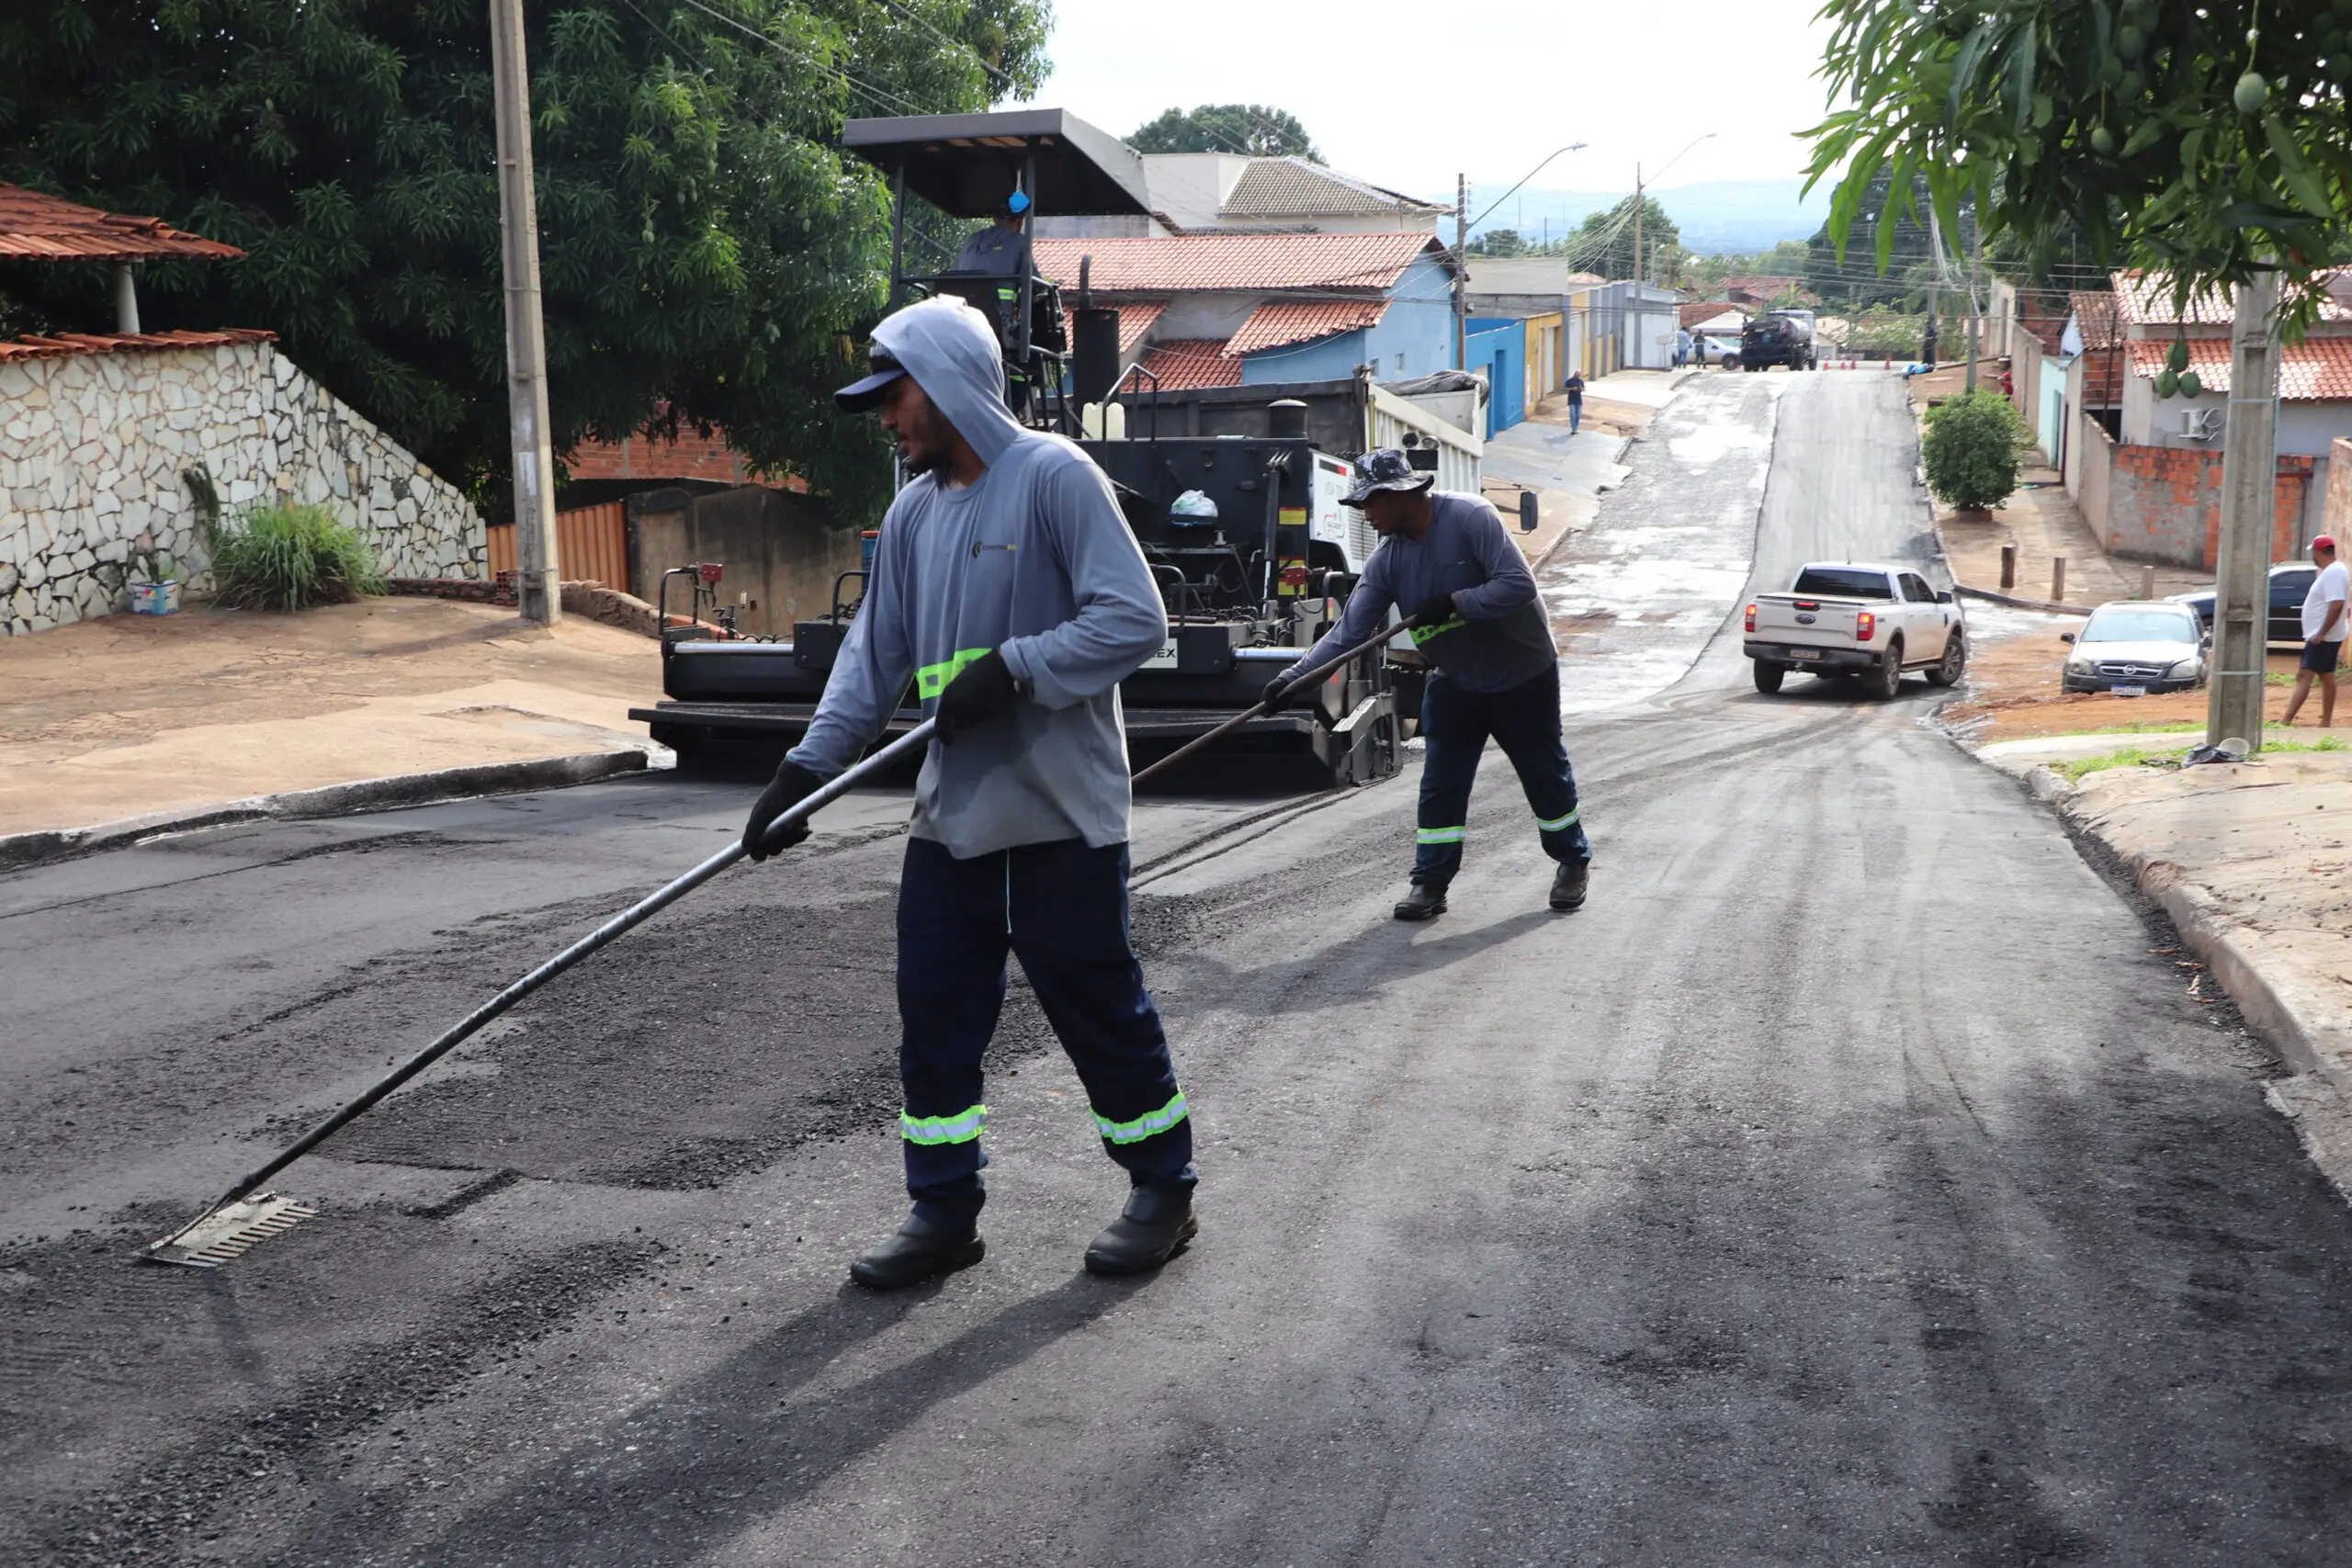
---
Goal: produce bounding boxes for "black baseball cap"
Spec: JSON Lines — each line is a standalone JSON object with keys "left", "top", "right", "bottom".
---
{"left": 835, "top": 348, "right": 907, "bottom": 412}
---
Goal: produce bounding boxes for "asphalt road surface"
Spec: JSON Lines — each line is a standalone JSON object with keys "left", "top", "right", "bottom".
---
{"left": 11, "top": 374, "right": 2352, "bottom": 1566}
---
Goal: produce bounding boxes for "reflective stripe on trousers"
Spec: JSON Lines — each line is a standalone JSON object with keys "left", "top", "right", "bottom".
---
{"left": 1413, "top": 662, "right": 1590, "bottom": 886}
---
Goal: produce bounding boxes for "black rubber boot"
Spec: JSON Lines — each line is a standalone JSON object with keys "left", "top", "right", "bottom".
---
{"left": 1083, "top": 1184, "right": 1198, "bottom": 1276}
{"left": 1393, "top": 883, "right": 1447, "bottom": 921}
{"left": 1549, "top": 862, "right": 1589, "bottom": 911}
{"left": 849, "top": 1210, "right": 985, "bottom": 1290}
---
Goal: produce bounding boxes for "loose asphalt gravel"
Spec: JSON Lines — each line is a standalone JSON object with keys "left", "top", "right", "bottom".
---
{"left": 8, "top": 373, "right": 2352, "bottom": 1565}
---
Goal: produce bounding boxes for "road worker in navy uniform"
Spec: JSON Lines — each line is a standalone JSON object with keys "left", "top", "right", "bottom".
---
{"left": 741, "top": 294, "right": 1196, "bottom": 1288}
{"left": 1266, "top": 448, "right": 1591, "bottom": 920}
{"left": 951, "top": 188, "right": 1033, "bottom": 275}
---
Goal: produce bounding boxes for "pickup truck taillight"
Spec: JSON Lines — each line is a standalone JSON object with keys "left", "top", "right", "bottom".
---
{"left": 1744, "top": 603, "right": 1757, "bottom": 632}
{"left": 1855, "top": 610, "right": 1877, "bottom": 642}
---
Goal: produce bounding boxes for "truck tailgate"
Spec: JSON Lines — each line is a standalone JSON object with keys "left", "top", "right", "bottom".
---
{"left": 1751, "top": 594, "right": 1878, "bottom": 651}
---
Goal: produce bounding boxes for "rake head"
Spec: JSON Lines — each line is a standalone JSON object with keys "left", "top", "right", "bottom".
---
{"left": 141, "top": 1192, "right": 318, "bottom": 1268}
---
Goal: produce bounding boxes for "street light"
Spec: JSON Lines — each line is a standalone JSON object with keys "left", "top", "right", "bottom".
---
{"left": 1453, "top": 141, "right": 1589, "bottom": 368}
{"left": 1633, "top": 132, "right": 1714, "bottom": 288}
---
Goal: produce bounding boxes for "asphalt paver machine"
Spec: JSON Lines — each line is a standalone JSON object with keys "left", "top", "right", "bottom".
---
{"left": 632, "top": 108, "right": 1404, "bottom": 788}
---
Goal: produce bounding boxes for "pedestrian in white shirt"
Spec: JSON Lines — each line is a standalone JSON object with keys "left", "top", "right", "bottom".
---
{"left": 2282, "top": 534, "right": 2346, "bottom": 728}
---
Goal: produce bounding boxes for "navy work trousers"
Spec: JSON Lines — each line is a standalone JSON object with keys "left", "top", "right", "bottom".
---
{"left": 896, "top": 835, "right": 1193, "bottom": 1223}
{"left": 1414, "top": 661, "right": 1591, "bottom": 887}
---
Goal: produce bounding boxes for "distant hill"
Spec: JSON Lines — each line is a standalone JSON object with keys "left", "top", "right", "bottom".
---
{"left": 1452, "top": 177, "right": 1829, "bottom": 257}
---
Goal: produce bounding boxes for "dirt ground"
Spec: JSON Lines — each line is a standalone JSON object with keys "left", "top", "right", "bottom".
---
{"left": 1944, "top": 611, "right": 2342, "bottom": 742}
{"left": 0, "top": 595, "right": 662, "bottom": 834}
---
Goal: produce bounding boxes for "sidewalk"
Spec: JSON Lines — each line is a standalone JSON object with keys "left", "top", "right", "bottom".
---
{"left": 1939, "top": 473, "right": 2207, "bottom": 611}
{"left": 0, "top": 595, "right": 662, "bottom": 847}
{"left": 1972, "top": 739, "right": 2352, "bottom": 1199}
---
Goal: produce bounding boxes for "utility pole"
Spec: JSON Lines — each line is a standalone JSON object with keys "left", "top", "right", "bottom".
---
{"left": 1453, "top": 172, "right": 1468, "bottom": 371}
{"left": 1964, "top": 210, "right": 1983, "bottom": 394}
{"left": 1631, "top": 163, "right": 1643, "bottom": 287}
{"left": 490, "top": 0, "right": 560, "bottom": 626}
{"left": 1924, "top": 205, "right": 1944, "bottom": 370}
{"left": 2209, "top": 267, "right": 2280, "bottom": 750}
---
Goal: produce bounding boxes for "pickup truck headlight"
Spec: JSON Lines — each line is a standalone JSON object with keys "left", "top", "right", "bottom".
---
{"left": 2065, "top": 655, "right": 2095, "bottom": 674}
{"left": 2167, "top": 657, "right": 2202, "bottom": 679}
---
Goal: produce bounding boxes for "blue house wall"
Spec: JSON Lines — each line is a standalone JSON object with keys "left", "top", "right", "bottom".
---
{"left": 1238, "top": 253, "right": 1458, "bottom": 386}
{"left": 1466, "top": 317, "right": 1527, "bottom": 434}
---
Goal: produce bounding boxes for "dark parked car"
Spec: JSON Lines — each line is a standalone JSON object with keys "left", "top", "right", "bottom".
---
{"left": 2168, "top": 563, "right": 2319, "bottom": 644}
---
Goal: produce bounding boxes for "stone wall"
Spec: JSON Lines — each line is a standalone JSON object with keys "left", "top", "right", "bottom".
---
{"left": 2329, "top": 437, "right": 2352, "bottom": 538}
{"left": 1, "top": 337, "right": 486, "bottom": 635}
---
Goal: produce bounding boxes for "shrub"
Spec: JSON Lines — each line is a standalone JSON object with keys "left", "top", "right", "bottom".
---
{"left": 208, "top": 503, "right": 386, "bottom": 611}
{"left": 1922, "top": 390, "right": 2029, "bottom": 513}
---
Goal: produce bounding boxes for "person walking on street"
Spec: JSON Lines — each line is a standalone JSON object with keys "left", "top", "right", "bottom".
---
{"left": 2282, "top": 534, "right": 2346, "bottom": 728}
{"left": 1265, "top": 449, "right": 1591, "bottom": 921}
{"left": 1563, "top": 367, "right": 1586, "bottom": 434}
{"left": 741, "top": 295, "right": 1197, "bottom": 1290}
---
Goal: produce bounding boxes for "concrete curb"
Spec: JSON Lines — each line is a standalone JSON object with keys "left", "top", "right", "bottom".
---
{"left": 2028, "top": 772, "right": 2352, "bottom": 1201}
{"left": 0, "top": 749, "right": 651, "bottom": 873}
{"left": 1955, "top": 582, "right": 2085, "bottom": 615}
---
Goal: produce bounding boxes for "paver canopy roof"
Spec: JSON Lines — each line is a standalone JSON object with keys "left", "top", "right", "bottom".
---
{"left": 0, "top": 185, "right": 243, "bottom": 261}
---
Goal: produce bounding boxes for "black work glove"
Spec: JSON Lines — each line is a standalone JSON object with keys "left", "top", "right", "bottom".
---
{"left": 934, "top": 648, "right": 1020, "bottom": 741}
{"left": 1410, "top": 592, "right": 1460, "bottom": 630}
{"left": 1261, "top": 673, "right": 1301, "bottom": 714}
{"left": 743, "top": 761, "right": 823, "bottom": 862}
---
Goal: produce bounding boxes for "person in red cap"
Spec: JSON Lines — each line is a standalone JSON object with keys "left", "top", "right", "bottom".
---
{"left": 2282, "top": 535, "right": 2346, "bottom": 728}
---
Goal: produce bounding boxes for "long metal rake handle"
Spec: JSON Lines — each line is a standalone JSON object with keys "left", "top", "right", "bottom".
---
{"left": 1130, "top": 615, "right": 1422, "bottom": 788}
{"left": 185, "top": 719, "right": 940, "bottom": 1223}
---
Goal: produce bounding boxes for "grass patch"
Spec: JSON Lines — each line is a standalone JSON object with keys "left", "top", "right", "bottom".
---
{"left": 2061, "top": 746, "right": 2173, "bottom": 782}
{"left": 209, "top": 503, "right": 385, "bottom": 611}
{"left": 2058, "top": 733, "right": 2346, "bottom": 782}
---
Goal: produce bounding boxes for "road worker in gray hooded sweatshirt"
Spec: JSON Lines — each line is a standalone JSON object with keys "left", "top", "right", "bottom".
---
{"left": 741, "top": 294, "right": 1199, "bottom": 1289}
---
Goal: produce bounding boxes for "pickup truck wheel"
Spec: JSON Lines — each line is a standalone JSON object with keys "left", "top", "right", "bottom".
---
{"left": 1752, "top": 659, "right": 1785, "bottom": 694}
{"left": 1924, "top": 630, "right": 1967, "bottom": 687}
{"left": 1867, "top": 639, "right": 1904, "bottom": 700}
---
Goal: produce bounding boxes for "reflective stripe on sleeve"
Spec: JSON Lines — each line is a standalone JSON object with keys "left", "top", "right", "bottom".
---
{"left": 1091, "top": 1091, "right": 1189, "bottom": 1145}
{"left": 1416, "top": 826, "right": 1465, "bottom": 845}
{"left": 1535, "top": 807, "right": 1581, "bottom": 832}
{"left": 914, "top": 648, "right": 996, "bottom": 700}
{"left": 901, "top": 1104, "right": 988, "bottom": 1145}
{"left": 1408, "top": 615, "right": 1467, "bottom": 646}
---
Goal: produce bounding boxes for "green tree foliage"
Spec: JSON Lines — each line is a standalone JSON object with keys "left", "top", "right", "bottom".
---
{"left": 1566, "top": 196, "right": 1676, "bottom": 282}
{"left": 1807, "top": 0, "right": 2352, "bottom": 335}
{"left": 1687, "top": 240, "right": 1812, "bottom": 286}
{"left": 1468, "top": 228, "right": 1528, "bottom": 257}
{"left": 0, "top": 0, "right": 1048, "bottom": 523}
{"left": 1921, "top": 390, "right": 2029, "bottom": 512}
{"left": 1803, "top": 166, "right": 1938, "bottom": 310}
{"left": 1128, "top": 105, "right": 1319, "bottom": 160}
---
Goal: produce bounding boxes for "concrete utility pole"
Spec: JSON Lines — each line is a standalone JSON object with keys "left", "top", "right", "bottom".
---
{"left": 2209, "top": 267, "right": 2281, "bottom": 750}
{"left": 1631, "top": 163, "right": 1643, "bottom": 287}
{"left": 490, "top": 0, "right": 561, "bottom": 626}
{"left": 1964, "top": 212, "right": 1983, "bottom": 395}
{"left": 1924, "top": 205, "right": 1944, "bottom": 369}
{"left": 1453, "top": 173, "right": 1468, "bottom": 371}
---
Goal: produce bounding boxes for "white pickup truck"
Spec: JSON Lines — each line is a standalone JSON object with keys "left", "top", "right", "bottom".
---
{"left": 1742, "top": 562, "right": 1966, "bottom": 698}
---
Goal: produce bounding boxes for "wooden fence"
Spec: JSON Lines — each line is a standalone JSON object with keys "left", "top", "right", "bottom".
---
{"left": 485, "top": 502, "right": 630, "bottom": 590}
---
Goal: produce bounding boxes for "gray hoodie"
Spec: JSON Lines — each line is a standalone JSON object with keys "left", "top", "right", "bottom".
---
{"left": 788, "top": 296, "right": 1166, "bottom": 857}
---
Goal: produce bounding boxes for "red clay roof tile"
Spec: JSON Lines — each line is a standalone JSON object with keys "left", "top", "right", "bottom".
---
{"left": 2126, "top": 336, "right": 2352, "bottom": 400}
{"left": 1032, "top": 231, "right": 1442, "bottom": 295}
{"left": 0, "top": 328, "right": 273, "bottom": 362}
{"left": 0, "top": 185, "right": 242, "bottom": 262}
{"left": 1136, "top": 339, "right": 1241, "bottom": 389}
{"left": 1223, "top": 299, "right": 1387, "bottom": 357}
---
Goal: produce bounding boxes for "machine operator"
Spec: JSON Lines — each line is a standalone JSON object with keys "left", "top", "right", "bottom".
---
{"left": 740, "top": 295, "right": 1197, "bottom": 1290}
{"left": 1267, "top": 448, "right": 1592, "bottom": 920}
{"left": 951, "top": 189, "right": 1033, "bottom": 275}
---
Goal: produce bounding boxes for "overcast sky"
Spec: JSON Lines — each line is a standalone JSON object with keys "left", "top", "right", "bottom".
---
{"left": 1029, "top": 0, "right": 1841, "bottom": 198}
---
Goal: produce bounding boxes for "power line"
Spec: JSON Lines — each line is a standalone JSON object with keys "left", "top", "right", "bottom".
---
{"left": 661, "top": 0, "right": 929, "bottom": 118}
